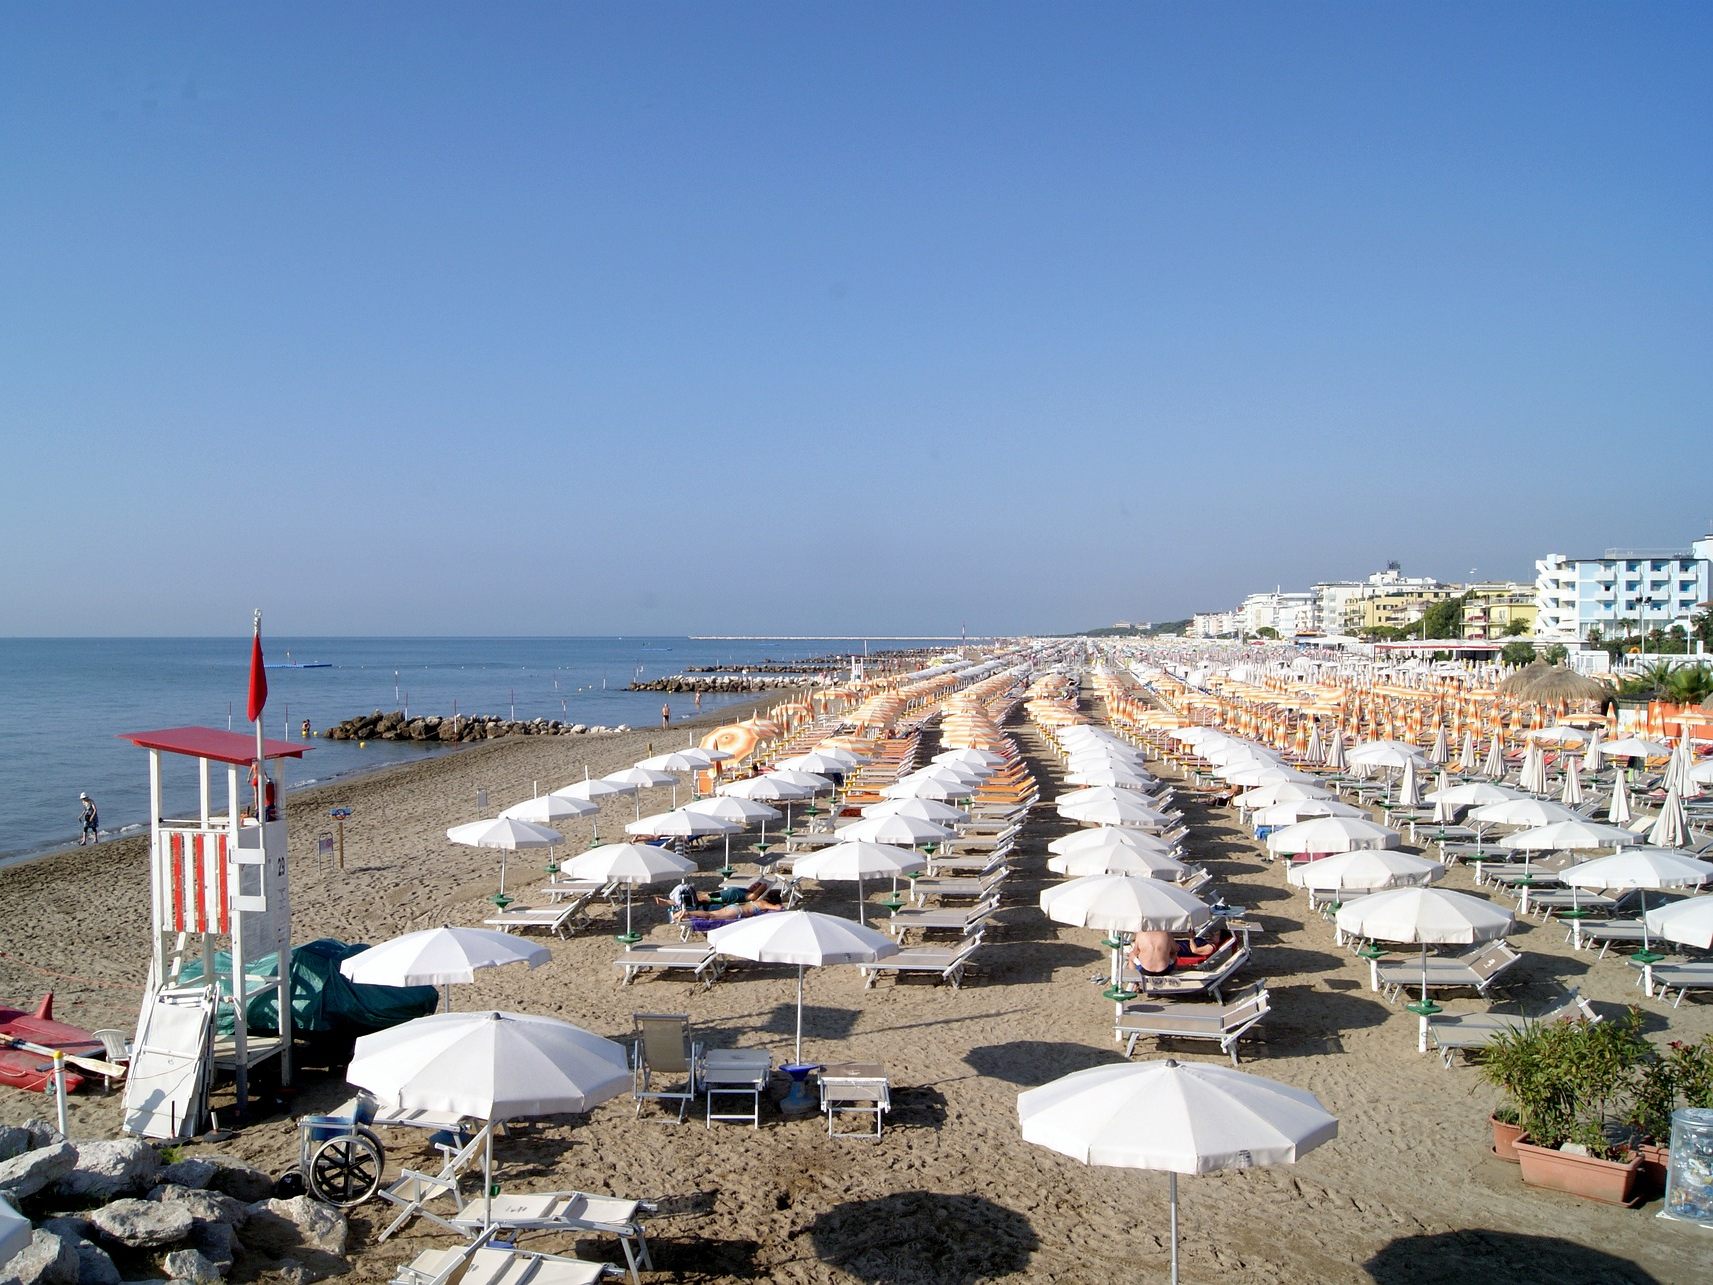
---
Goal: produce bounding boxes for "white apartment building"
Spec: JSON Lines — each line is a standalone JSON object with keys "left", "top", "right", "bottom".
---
{"left": 1240, "top": 590, "right": 1316, "bottom": 637}
{"left": 1311, "top": 581, "right": 1366, "bottom": 635}
{"left": 1190, "top": 611, "right": 1241, "bottom": 638}
{"left": 1534, "top": 535, "right": 1713, "bottom": 644}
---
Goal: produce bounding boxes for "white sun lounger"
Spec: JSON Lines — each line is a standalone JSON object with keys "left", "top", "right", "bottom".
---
{"left": 886, "top": 896, "right": 998, "bottom": 941}
{"left": 908, "top": 868, "right": 1009, "bottom": 904}
{"left": 1644, "top": 962, "right": 1713, "bottom": 1007}
{"left": 392, "top": 1236, "right": 622, "bottom": 1285}
{"left": 1114, "top": 981, "right": 1270, "bottom": 1065}
{"left": 446, "top": 1191, "right": 655, "bottom": 1285}
{"left": 1372, "top": 940, "right": 1522, "bottom": 1004}
{"left": 1423, "top": 991, "right": 1598, "bottom": 1068}
{"left": 612, "top": 944, "right": 724, "bottom": 988}
{"left": 859, "top": 932, "right": 985, "bottom": 990}
{"left": 484, "top": 897, "right": 593, "bottom": 938}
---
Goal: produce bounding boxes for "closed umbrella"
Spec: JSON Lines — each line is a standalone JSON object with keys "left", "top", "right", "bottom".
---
{"left": 563, "top": 842, "right": 697, "bottom": 943}
{"left": 1428, "top": 724, "right": 1449, "bottom": 766}
{"left": 1018, "top": 1060, "right": 1337, "bottom": 1285}
{"left": 1324, "top": 730, "right": 1348, "bottom": 772}
{"left": 1457, "top": 727, "right": 1479, "bottom": 773}
{"left": 340, "top": 925, "right": 548, "bottom": 1011}
{"left": 1559, "top": 758, "right": 1584, "bottom": 808}
{"left": 1608, "top": 772, "right": 1633, "bottom": 826}
{"left": 1518, "top": 743, "right": 1549, "bottom": 795}
{"left": 1581, "top": 727, "right": 1604, "bottom": 776}
{"left": 348, "top": 1010, "right": 630, "bottom": 1227}
{"left": 1335, "top": 888, "right": 1514, "bottom": 1048}
{"left": 1303, "top": 721, "right": 1325, "bottom": 764}
{"left": 1481, "top": 734, "right": 1507, "bottom": 780}
{"left": 707, "top": 911, "right": 897, "bottom": 1068}
{"left": 1396, "top": 757, "right": 1423, "bottom": 807}
{"left": 1648, "top": 784, "right": 1691, "bottom": 850}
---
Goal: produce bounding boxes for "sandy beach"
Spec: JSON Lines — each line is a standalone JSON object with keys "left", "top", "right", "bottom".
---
{"left": 4, "top": 699, "right": 1709, "bottom": 1283}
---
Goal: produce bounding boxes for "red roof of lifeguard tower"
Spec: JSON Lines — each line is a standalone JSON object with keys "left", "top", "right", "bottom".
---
{"left": 119, "top": 727, "right": 309, "bottom": 766}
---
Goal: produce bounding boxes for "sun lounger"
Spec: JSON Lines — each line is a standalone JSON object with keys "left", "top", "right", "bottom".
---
{"left": 612, "top": 944, "right": 724, "bottom": 989}
{"left": 1130, "top": 942, "right": 1252, "bottom": 1001}
{"left": 909, "top": 868, "right": 1009, "bottom": 904}
{"left": 1520, "top": 887, "right": 1634, "bottom": 920}
{"left": 392, "top": 1239, "right": 622, "bottom": 1285}
{"left": 1114, "top": 981, "right": 1270, "bottom": 1065}
{"left": 447, "top": 1191, "right": 655, "bottom": 1284}
{"left": 925, "top": 848, "right": 1012, "bottom": 877}
{"left": 1372, "top": 941, "right": 1522, "bottom": 1004}
{"left": 1424, "top": 990, "right": 1598, "bottom": 1068}
{"left": 1644, "top": 962, "right": 1713, "bottom": 1008}
{"left": 1568, "top": 918, "right": 1651, "bottom": 955}
{"left": 859, "top": 932, "right": 985, "bottom": 990}
{"left": 535, "top": 879, "right": 605, "bottom": 903}
{"left": 484, "top": 898, "right": 592, "bottom": 938}
{"left": 886, "top": 896, "right": 999, "bottom": 941}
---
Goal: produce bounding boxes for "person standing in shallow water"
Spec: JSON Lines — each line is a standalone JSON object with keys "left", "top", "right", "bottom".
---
{"left": 661, "top": 702, "right": 671, "bottom": 729}
{"left": 78, "top": 793, "right": 98, "bottom": 845}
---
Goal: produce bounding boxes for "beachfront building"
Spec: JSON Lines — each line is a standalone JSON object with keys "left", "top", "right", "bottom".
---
{"left": 1533, "top": 535, "right": 1713, "bottom": 645}
{"left": 1240, "top": 590, "right": 1315, "bottom": 638}
{"left": 1349, "top": 583, "right": 1457, "bottom": 634}
{"left": 1310, "top": 580, "right": 1367, "bottom": 636}
{"left": 1462, "top": 581, "right": 1537, "bottom": 640}
{"left": 1190, "top": 610, "right": 1241, "bottom": 638}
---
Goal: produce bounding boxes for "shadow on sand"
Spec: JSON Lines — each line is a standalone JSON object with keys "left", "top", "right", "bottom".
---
{"left": 808, "top": 1192, "right": 1039, "bottom": 1284}
{"left": 1364, "top": 1229, "right": 1661, "bottom": 1284}
{"left": 964, "top": 1038, "right": 1120, "bottom": 1086}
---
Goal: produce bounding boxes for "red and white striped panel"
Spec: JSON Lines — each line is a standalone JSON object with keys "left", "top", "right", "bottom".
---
{"left": 166, "top": 831, "right": 230, "bottom": 934}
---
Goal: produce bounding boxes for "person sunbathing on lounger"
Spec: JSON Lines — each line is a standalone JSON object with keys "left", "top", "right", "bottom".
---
{"left": 1174, "top": 921, "right": 1232, "bottom": 967}
{"left": 658, "top": 878, "right": 765, "bottom": 914}
{"left": 673, "top": 888, "right": 784, "bottom": 925}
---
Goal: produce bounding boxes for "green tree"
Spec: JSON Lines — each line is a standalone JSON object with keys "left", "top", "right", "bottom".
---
{"left": 1501, "top": 640, "right": 1537, "bottom": 667}
{"left": 1663, "top": 663, "right": 1713, "bottom": 705}
{"left": 1693, "top": 609, "right": 1713, "bottom": 650}
{"left": 1586, "top": 625, "right": 1603, "bottom": 647}
{"left": 1544, "top": 643, "right": 1569, "bottom": 665}
{"left": 1254, "top": 626, "right": 1280, "bottom": 640}
{"left": 1419, "top": 595, "right": 1467, "bottom": 639}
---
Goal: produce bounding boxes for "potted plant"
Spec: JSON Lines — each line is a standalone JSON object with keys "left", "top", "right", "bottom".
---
{"left": 1478, "top": 1020, "right": 1543, "bottom": 1162}
{"left": 1505, "top": 1009, "right": 1651, "bottom": 1204}
{"left": 1626, "top": 1035, "right": 1713, "bottom": 1198}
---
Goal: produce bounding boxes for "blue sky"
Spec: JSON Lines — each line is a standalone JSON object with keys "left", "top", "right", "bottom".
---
{"left": 3, "top": 3, "right": 1709, "bottom": 636}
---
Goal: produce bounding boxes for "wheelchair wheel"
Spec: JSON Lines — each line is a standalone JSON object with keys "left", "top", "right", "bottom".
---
{"left": 306, "top": 1127, "right": 384, "bottom": 1207}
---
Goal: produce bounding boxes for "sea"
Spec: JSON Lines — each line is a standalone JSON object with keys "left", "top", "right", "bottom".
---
{"left": 0, "top": 636, "right": 964, "bottom": 865}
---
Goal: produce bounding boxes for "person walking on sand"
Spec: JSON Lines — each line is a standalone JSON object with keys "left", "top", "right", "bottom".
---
{"left": 78, "top": 793, "right": 99, "bottom": 845}
{"left": 660, "top": 702, "right": 671, "bottom": 729}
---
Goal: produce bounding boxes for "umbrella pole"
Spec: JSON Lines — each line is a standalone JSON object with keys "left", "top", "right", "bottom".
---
{"left": 483, "top": 1119, "right": 495, "bottom": 1228}
{"left": 1169, "top": 1171, "right": 1179, "bottom": 1285}
{"left": 796, "top": 964, "right": 805, "bottom": 1064}
{"left": 1635, "top": 889, "right": 1662, "bottom": 964}
{"left": 857, "top": 873, "right": 865, "bottom": 926}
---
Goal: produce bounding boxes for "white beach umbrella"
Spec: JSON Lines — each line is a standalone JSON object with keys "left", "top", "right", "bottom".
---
{"left": 1603, "top": 737, "right": 1671, "bottom": 760}
{"left": 776, "top": 752, "right": 856, "bottom": 775}
{"left": 603, "top": 765, "right": 679, "bottom": 817}
{"left": 1348, "top": 741, "right": 1428, "bottom": 769}
{"left": 935, "top": 747, "right": 1006, "bottom": 767}
{"left": 1648, "top": 785, "right": 1691, "bottom": 850}
{"left": 1559, "top": 758, "right": 1584, "bottom": 807}
{"left": 554, "top": 777, "right": 636, "bottom": 804}
{"left": 347, "top": 1009, "right": 630, "bottom": 1226}
{"left": 836, "top": 813, "right": 953, "bottom": 847}
{"left": 1581, "top": 726, "right": 1605, "bottom": 776}
{"left": 1427, "top": 724, "right": 1449, "bottom": 767}
{"left": 1608, "top": 772, "right": 1634, "bottom": 826}
{"left": 1047, "top": 846, "right": 1191, "bottom": 880}
{"left": 707, "top": 911, "right": 897, "bottom": 1064}
{"left": 718, "top": 775, "right": 812, "bottom": 802}
{"left": 1396, "top": 757, "right": 1423, "bottom": 807}
{"left": 1644, "top": 896, "right": 1713, "bottom": 952}
{"left": 1047, "top": 826, "right": 1183, "bottom": 859}
{"left": 499, "top": 794, "right": 598, "bottom": 825}
{"left": 1457, "top": 727, "right": 1479, "bottom": 773}
{"left": 0, "top": 1195, "right": 28, "bottom": 1269}
{"left": 564, "top": 841, "right": 697, "bottom": 941}
{"left": 792, "top": 842, "right": 925, "bottom": 924}
{"left": 1518, "top": 742, "right": 1550, "bottom": 795}
{"left": 1065, "top": 764, "right": 1159, "bottom": 789}
{"left": 1566, "top": 847, "right": 1713, "bottom": 959}
{"left": 340, "top": 926, "right": 548, "bottom": 1010}
{"left": 1497, "top": 819, "right": 1636, "bottom": 852}
{"left": 683, "top": 795, "right": 782, "bottom": 824}
{"left": 1220, "top": 762, "right": 1316, "bottom": 789}
{"left": 447, "top": 817, "right": 564, "bottom": 902}
{"left": 1469, "top": 797, "right": 1579, "bottom": 828}
{"left": 1039, "top": 875, "right": 1210, "bottom": 934}
{"left": 768, "top": 770, "right": 836, "bottom": 793}
{"left": 1324, "top": 730, "right": 1348, "bottom": 772}
{"left": 1018, "top": 1059, "right": 1337, "bottom": 1285}
{"left": 1426, "top": 781, "right": 1523, "bottom": 808}
{"left": 1691, "top": 760, "right": 1713, "bottom": 788}
{"left": 637, "top": 749, "right": 712, "bottom": 774}
{"left": 1335, "top": 888, "right": 1514, "bottom": 1042}
{"left": 1663, "top": 738, "right": 1695, "bottom": 796}
{"left": 881, "top": 776, "right": 979, "bottom": 803}
{"left": 1527, "top": 725, "right": 1587, "bottom": 746}
{"left": 1480, "top": 734, "right": 1507, "bottom": 780}
{"left": 1058, "top": 792, "right": 1178, "bottom": 829}
{"left": 1252, "top": 799, "right": 1366, "bottom": 827}
{"left": 861, "top": 797, "right": 970, "bottom": 825}
{"left": 1286, "top": 849, "right": 1445, "bottom": 893}
{"left": 1265, "top": 816, "right": 1400, "bottom": 856}
{"left": 1233, "top": 781, "right": 1336, "bottom": 809}
{"left": 625, "top": 810, "right": 741, "bottom": 839}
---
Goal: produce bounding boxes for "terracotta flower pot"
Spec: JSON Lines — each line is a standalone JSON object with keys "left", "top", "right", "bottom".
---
{"left": 1513, "top": 1136, "right": 1642, "bottom": 1205}
{"left": 1635, "top": 1141, "right": 1671, "bottom": 1200}
{"left": 1491, "top": 1115, "right": 1526, "bottom": 1163}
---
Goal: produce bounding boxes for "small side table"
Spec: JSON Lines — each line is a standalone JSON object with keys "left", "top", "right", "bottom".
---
{"left": 818, "top": 1061, "right": 891, "bottom": 1139}
{"left": 703, "top": 1049, "right": 771, "bottom": 1129}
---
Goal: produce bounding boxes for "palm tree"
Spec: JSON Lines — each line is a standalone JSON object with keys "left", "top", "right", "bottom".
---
{"left": 1662, "top": 663, "right": 1713, "bottom": 706}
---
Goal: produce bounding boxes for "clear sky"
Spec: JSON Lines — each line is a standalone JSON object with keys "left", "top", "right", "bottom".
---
{"left": 3, "top": 4, "right": 1709, "bottom": 637}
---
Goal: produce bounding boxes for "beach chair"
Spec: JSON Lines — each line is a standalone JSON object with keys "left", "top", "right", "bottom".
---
{"left": 484, "top": 897, "right": 593, "bottom": 939}
{"left": 1131, "top": 941, "right": 1252, "bottom": 1001}
{"left": 536, "top": 879, "right": 604, "bottom": 904}
{"left": 859, "top": 931, "right": 985, "bottom": 990}
{"left": 1114, "top": 981, "right": 1271, "bottom": 1065}
{"left": 886, "top": 895, "right": 999, "bottom": 942}
{"left": 1568, "top": 919, "right": 1651, "bottom": 957}
{"left": 612, "top": 943, "right": 724, "bottom": 988}
{"left": 908, "top": 867, "right": 1009, "bottom": 905}
{"left": 631, "top": 1013, "right": 701, "bottom": 1122}
{"left": 1645, "top": 962, "right": 1713, "bottom": 1008}
{"left": 446, "top": 1191, "right": 656, "bottom": 1284}
{"left": 1520, "top": 887, "right": 1634, "bottom": 921}
{"left": 924, "top": 848, "right": 1012, "bottom": 877}
{"left": 390, "top": 1229, "right": 624, "bottom": 1285}
{"left": 1372, "top": 940, "right": 1522, "bottom": 1004}
{"left": 818, "top": 1062, "right": 890, "bottom": 1139}
{"left": 1423, "top": 991, "right": 1599, "bottom": 1068}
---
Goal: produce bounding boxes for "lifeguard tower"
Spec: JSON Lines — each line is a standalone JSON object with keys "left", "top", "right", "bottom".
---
{"left": 116, "top": 726, "right": 305, "bottom": 1137}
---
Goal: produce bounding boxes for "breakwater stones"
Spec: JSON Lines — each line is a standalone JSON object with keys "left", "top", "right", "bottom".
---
{"left": 323, "top": 711, "right": 631, "bottom": 742}
{"left": 628, "top": 674, "right": 818, "bottom": 693}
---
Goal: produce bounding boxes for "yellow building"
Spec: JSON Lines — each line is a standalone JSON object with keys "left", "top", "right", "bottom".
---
{"left": 1349, "top": 586, "right": 1457, "bottom": 633}
{"left": 1464, "top": 587, "right": 1538, "bottom": 640}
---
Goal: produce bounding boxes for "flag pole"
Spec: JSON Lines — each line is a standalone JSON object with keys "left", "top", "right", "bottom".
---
{"left": 253, "top": 610, "right": 267, "bottom": 810}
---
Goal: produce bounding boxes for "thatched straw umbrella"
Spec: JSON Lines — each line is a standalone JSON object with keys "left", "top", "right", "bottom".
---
{"left": 1497, "top": 659, "right": 1552, "bottom": 696}
{"left": 1519, "top": 666, "right": 1609, "bottom": 705}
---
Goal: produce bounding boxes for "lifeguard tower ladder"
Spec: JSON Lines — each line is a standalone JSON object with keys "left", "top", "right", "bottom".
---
{"left": 116, "top": 727, "right": 304, "bottom": 1137}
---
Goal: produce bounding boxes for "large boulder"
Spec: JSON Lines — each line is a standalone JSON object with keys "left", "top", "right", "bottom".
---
{"left": 241, "top": 1197, "right": 346, "bottom": 1258}
{"left": 0, "top": 1123, "right": 33, "bottom": 1162}
{"left": 159, "top": 1157, "right": 220, "bottom": 1190}
{"left": 149, "top": 1183, "right": 250, "bottom": 1228}
{"left": 21, "top": 1120, "right": 65, "bottom": 1150}
{"left": 85, "top": 1197, "right": 195, "bottom": 1249}
{"left": 188, "top": 1219, "right": 240, "bottom": 1270}
{"left": 7, "top": 1229, "right": 78, "bottom": 1285}
{"left": 54, "top": 1139, "right": 161, "bottom": 1201}
{"left": 202, "top": 1160, "right": 275, "bottom": 1204}
{"left": 0, "top": 1140, "right": 76, "bottom": 1201}
{"left": 161, "top": 1248, "right": 226, "bottom": 1282}
{"left": 71, "top": 1236, "right": 122, "bottom": 1285}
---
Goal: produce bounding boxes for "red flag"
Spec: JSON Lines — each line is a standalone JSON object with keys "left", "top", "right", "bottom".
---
{"left": 247, "top": 621, "right": 268, "bottom": 722}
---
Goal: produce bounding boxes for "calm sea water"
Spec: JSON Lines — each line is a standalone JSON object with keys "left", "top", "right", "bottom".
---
{"left": 0, "top": 636, "right": 956, "bottom": 863}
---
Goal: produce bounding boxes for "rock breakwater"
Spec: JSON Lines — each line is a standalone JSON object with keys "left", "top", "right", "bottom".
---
{"left": 323, "top": 711, "right": 630, "bottom": 742}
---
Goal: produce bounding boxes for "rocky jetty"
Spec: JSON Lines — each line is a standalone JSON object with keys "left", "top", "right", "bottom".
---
{"left": 0, "top": 1122, "right": 347, "bottom": 1282}
{"left": 627, "top": 674, "right": 818, "bottom": 693}
{"left": 322, "top": 711, "right": 631, "bottom": 742}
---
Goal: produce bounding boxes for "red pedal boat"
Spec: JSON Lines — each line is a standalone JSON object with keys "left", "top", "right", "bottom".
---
{"left": 0, "top": 995, "right": 103, "bottom": 1094}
